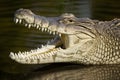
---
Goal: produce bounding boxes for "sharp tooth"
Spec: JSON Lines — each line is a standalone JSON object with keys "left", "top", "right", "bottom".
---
{"left": 41, "top": 45, "right": 44, "bottom": 48}
{"left": 42, "top": 28, "right": 44, "bottom": 32}
{"left": 18, "top": 51, "right": 21, "bottom": 54}
{"left": 58, "top": 47, "right": 62, "bottom": 50}
{"left": 25, "top": 24, "right": 28, "bottom": 27}
{"left": 53, "top": 31, "right": 56, "bottom": 35}
{"left": 30, "top": 50, "right": 32, "bottom": 53}
{"left": 15, "top": 19, "right": 19, "bottom": 23}
{"left": 47, "top": 29, "right": 50, "bottom": 33}
{"left": 41, "top": 54, "right": 45, "bottom": 58}
{"left": 18, "top": 53, "right": 24, "bottom": 58}
{"left": 39, "top": 28, "right": 41, "bottom": 30}
{"left": 31, "top": 50, "right": 34, "bottom": 53}
{"left": 14, "top": 53, "right": 18, "bottom": 59}
{"left": 33, "top": 56, "right": 37, "bottom": 59}
{"left": 37, "top": 25, "right": 39, "bottom": 29}
{"left": 37, "top": 56, "right": 41, "bottom": 59}
{"left": 46, "top": 53, "right": 50, "bottom": 56}
{"left": 10, "top": 52, "right": 15, "bottom": 59}
{"left": 44, "top": 28, "right": 47, "bottom": 32}
{"left": 19, "top": 19, "right": 22, "bottom": 23}
{"left": 49, "top": 52, "right": 54, "bottom": 56}
{"left": 17, "top": 53, "right": 21, "bottom": 58}
{"left": 25, "top": 51, "right": 29, "bottom": 55}
{"left": 36, "top": 55, "right": 39, "bottom": 59}
{"left": 32, "top": 56, "right": 35, "bottom": 60}
{"left": 38, "top": 55, "right": 42, "bottom": 59}
{"left": 49, "top": 31, "right": 52, "bottom": 34}
{"left": 28, "top": 24, "right": 31, "bottom": 28}
{"left": 59, "top": 33, "right": 61, "bottom": 37}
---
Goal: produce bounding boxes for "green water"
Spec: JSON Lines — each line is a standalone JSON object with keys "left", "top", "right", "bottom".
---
{"left": 0, "top": 0, "right": 120, "bottom": 80}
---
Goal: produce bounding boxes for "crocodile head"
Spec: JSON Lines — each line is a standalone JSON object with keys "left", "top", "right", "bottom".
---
{"left": 9, "top": 9, "right": 97, "bottom": 64}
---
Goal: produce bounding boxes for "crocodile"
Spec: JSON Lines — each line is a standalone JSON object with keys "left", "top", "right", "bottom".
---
{"left": 9, "top": 8, "right": 120, "bottom": 65}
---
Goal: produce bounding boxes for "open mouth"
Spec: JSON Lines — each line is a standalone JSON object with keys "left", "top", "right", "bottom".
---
{"left": 10, "top": 17, "right": 65, "bottom": 64}
{"left": 10, "top": 9, "right": 99, "bottom": 64}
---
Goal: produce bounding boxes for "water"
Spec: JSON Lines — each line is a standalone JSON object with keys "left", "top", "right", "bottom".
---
{"left": 0, "top": 0, "right": 120, "bottom": 80}
{"left": 23, "top": 65, "right": 120, "bottom": 80}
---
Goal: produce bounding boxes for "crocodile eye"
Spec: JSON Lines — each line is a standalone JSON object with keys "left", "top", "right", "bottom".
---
{"left": 68, "top": 19, "right": 73, "bottom": 22}
{"left": 59, "top": 18, "right": 75, "bottom": 24}
{"left": 67, "top": 19, "right": 75, "bottom": 24}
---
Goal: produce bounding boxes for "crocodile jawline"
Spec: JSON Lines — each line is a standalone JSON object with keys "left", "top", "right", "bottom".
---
{"left": 10, "top": 18, "right": 65, "bottom": 64}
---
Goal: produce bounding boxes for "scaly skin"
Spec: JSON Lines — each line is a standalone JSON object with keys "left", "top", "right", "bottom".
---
{"left": 10, "top": 8, "right": 120, "bottom": 64}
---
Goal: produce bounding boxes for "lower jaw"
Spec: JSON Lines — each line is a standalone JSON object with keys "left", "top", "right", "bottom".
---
{"left": 10, "top": 44, "right": 63, "bottom": 60}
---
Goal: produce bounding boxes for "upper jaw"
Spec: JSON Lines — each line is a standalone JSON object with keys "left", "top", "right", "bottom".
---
{"left": 14, "top": 10, "right": 76, "bottom": 35}
{"left": 14, "top": 9, "right": 35, "bottom": 24}
{"left": 14, "top": 14, "right": 34, "bottom": 24}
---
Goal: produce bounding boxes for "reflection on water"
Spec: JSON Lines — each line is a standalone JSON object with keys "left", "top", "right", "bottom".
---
{"left": 24, "top": 64, "right": 120, "bottom": 80}
{"left": 0, "top": 0, "right": 120, "bottom": 80}
{"left": 1, "top": 64, "right": 120, "bottom": 80}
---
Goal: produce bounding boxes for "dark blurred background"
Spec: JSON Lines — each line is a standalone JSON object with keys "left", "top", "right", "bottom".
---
{"left": 0, "top": 0, "right": 120, "bottom": 80}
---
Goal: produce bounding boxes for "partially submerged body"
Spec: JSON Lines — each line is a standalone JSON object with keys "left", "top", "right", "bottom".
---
{"left": 10, "top": 9, "right": 120, "bottom": 64}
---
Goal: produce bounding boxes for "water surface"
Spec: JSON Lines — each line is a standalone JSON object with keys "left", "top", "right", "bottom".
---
{"left": 0, "top": 0, "right": 120, "bottom": 80}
